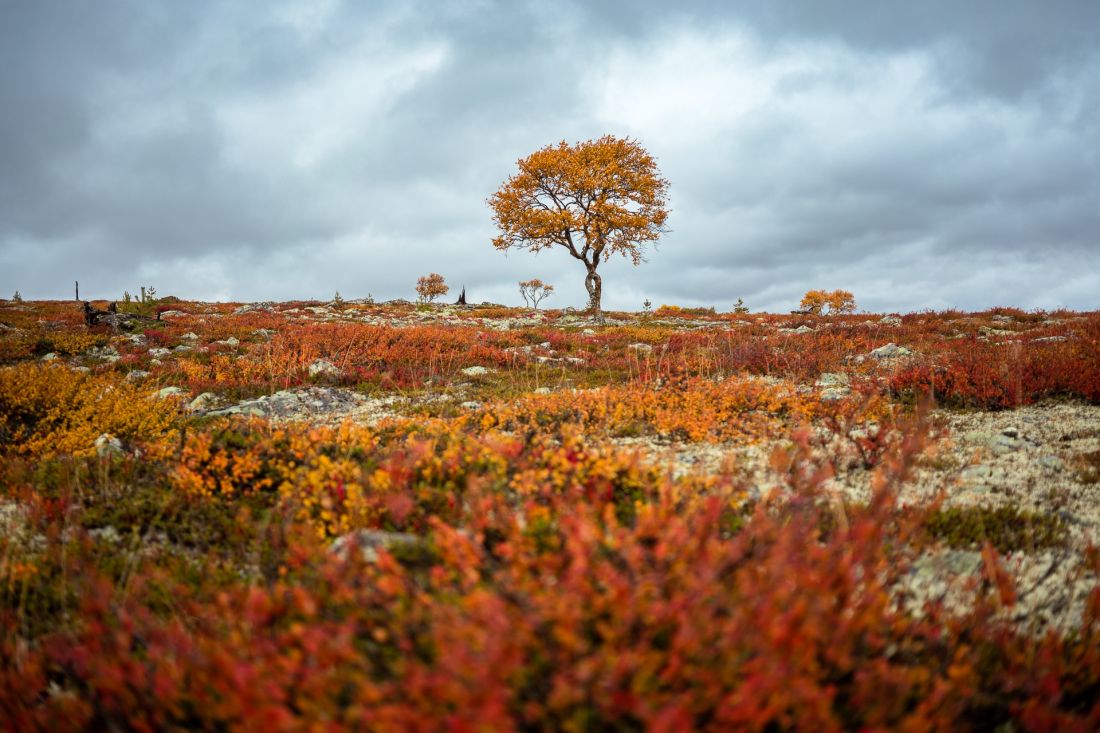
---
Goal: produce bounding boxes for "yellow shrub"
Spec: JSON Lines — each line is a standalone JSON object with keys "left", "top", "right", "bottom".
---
{"left": 0, "top": 363, "right": 179, "bottom": 457}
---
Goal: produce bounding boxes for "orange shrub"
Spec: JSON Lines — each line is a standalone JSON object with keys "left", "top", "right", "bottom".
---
{"left": 0, "top": 363, "right": 179, "bottom": 457}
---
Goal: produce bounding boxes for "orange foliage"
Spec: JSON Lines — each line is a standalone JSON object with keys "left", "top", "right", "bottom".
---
{"left": 489, "top": 136, "right": 669, "bottom": 312}
{"left": 415, "top": 273, "right": 449, "bottom": 303}
{"left": 0, "top": 363, "right": 178, "bottom": 457}
{"left": 800, "top": 289, "right": 856, "bottom": 316}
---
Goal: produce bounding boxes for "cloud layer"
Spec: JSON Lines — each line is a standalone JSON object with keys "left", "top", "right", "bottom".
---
{"left": 2, "top": 0, "right": 1097, "bottom": 312}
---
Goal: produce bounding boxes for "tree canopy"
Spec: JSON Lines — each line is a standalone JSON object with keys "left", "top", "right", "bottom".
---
{"left": 488, "top": 135, "right": 669, "bottom": 314}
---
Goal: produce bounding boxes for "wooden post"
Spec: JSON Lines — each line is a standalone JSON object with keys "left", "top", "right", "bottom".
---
{"left": 75, "top": 281, "right": 79, "bottom": 301}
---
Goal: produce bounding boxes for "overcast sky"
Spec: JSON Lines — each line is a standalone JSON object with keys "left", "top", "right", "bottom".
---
{"left": 2, "top": 1, "right": 1098, "bottom": 312}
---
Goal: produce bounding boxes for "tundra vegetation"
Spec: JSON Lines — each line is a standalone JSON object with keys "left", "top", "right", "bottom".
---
{"left": 1, "top": 295, "right": 1099, "bottom": 730}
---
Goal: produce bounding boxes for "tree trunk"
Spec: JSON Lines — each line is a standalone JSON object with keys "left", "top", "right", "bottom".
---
{"left": 585, "top": 266, "right": 602, "bottom": 316}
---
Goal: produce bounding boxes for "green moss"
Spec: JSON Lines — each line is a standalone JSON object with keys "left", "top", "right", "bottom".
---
{"left": 923, "top": 505, "right": 1067, "bottom": 553}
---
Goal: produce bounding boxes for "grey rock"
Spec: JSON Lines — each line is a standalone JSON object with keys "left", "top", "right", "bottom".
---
{"left": 1039, "top": 455, "right": 1065, "bottom": 472}
{"left": 173, "top": 345, "right": 193, "bottom": 353}
{"left": 233, "top": 303, "right": 274, "bottom": 315}
{"left": 461, "top": 366, "right": 493, "bottom": 377}
{"left": 459, "top": 401, "right": 482, "bottom": 410}
{"left": 94, "top": 433, "right": 123, "bottom": 458}
{"left": 87, "top": 346, "right": 120, "bottom": 362}
{"left": 308, "top": 358, "right": 342, "bottom": 378}
{"left": 879, "top": 315, "right": 903, "bottom": 326}
{"left": 205, "top": 386, "right": 397, "bottom": 423}
{"left": 815, "top": 372, "right": 850, "bottom": 388}
{"left": 155, "top": 386, "right": 188, "bottom": 400}
{"left": 89, "top": 526, "right": 123, "bottom": 543}
{"left": 959, "top": 464, "right": 995, "bottom": 486}
{"left": 870, "top": 343, "right": 912, "bottom": 359}
{"left": 148, "top": 347, "right": 171, "bottom": 358}
{"left": 988, "top": 434, "right": 1022, "bottom": 455}
{"left": 329, "top": 529, "right": 422, "bottom": 563}
{"left": 627, "top": 343, "right": 653, "bottom": 352}
{"left": 40, "top": 352, "right": 59, "bottom": 362}
{"left": 820, "top": 387, "right": 851, "bottom": 402}
{"left": 125, "top": 370, "right": 150, "bottom": 381}
{"left": 534, "top": 387, "right": 553, "bottom": 394}
{"left": 188, "top": 392, "right": 220, "bottom": 412}
{"left": 180, "top": 332, "right": 199, "bottom": 342}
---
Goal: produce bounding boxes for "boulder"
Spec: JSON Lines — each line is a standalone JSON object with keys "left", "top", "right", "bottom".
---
{"left": 308, "top": 358, "right": 342, "bottom": 378}
{"left": 869, "top": 343, "right": 912, "bottom": 359}
{"left": 330, "top": 529, "right": 422, "bottom": 563}
{"left": 94, "top": 433, "right": 124, "bottom": 458}
{"left": 155, "top": 386, "right": 189, "bottom": 400}
{"left": 188, "top": 392, "right": 220, "bottom": 412}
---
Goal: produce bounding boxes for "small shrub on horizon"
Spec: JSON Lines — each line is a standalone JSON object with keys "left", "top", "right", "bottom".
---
{"left": 518, "top": 278, "right": 554, "bottom": 309}
{"left": 416, "top": 273, "right": 449, "bottom": 304}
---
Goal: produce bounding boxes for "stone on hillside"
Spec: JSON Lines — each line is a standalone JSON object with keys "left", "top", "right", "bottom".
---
{"left": 461, "top": 366, "right": 493, "bottom": 377}
{"left": 204, "top": 386, "right": 400, "bottom": 424}
{"left": 870, "top": 343, "right": 911, "bottom": 359}
{"left": 40, "top": 352, "right": 58, "bottom": 362}
{"left": 181, "top": 332, "right": 199, "bottom": 341}
{"left": 155, "top": 386, "right": 189, "bottom": 400}
{"left": 329, "top": 529, "right": 422, "bottom": 563}
{"left": 1039, "top": 455, "right": 1065, "bottom": 472}
{"left": 94, "top": 433, "right": 123, "bottom": 458}
{"left": 988, "top": 434, "right": 1022, "bottom": 455}
{"left": 308, "top": 358, "right": 342, "bottom": 378}
{"left": 879, "top": 315, "right": 902, "bottom": 326}
{"left": 779, "top": 325, "right": 814, "bottom": 335}
{"left": 534, "top": 387, "right": 553, "bottom": 394}
{"left": 959, "top": 464, "right": 994, "bottom": 488}
{"left": 125, "top": 370, "right": 150, "bottom": 381}
{"left": 815, "top": 372, "right": 850, "bottom": 387}
{"left": 149, "top": 347, "right": 171, "bottom": 358}
{"left": 188, "top": 392, "right": 220, "bottom": 412}
{"left": 87, "top": 345, "right": 120, "bottom": 362}
{"left": 213, "top": 336, "right": 239, "bottom": 348}
{"left": 815, "top": 372, "right": 851, "bottom": 401}
{"left": 628, "top": 343, "right": 653, "bottom": 352}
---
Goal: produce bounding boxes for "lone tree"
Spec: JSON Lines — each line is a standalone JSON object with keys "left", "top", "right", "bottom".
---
{"left": 799, "top": 289, "right": 856, "bottom": 316}
{"left": 416, "top": 273, "right": 449, "bottom": 303}
{"left": 518, "top": 278, "right": 554, "bottom": 309}
{"left": 488, "top": 135, "right": 669, "bottom": 316}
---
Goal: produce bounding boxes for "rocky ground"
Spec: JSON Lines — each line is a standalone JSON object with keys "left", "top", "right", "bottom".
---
{"left": 4, "top": 298, "right": 1099, "bottom": 633}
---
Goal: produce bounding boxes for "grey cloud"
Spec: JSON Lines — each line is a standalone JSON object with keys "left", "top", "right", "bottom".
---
{"left": 1, "top": 1, "right": 1097, "bottom": 311}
